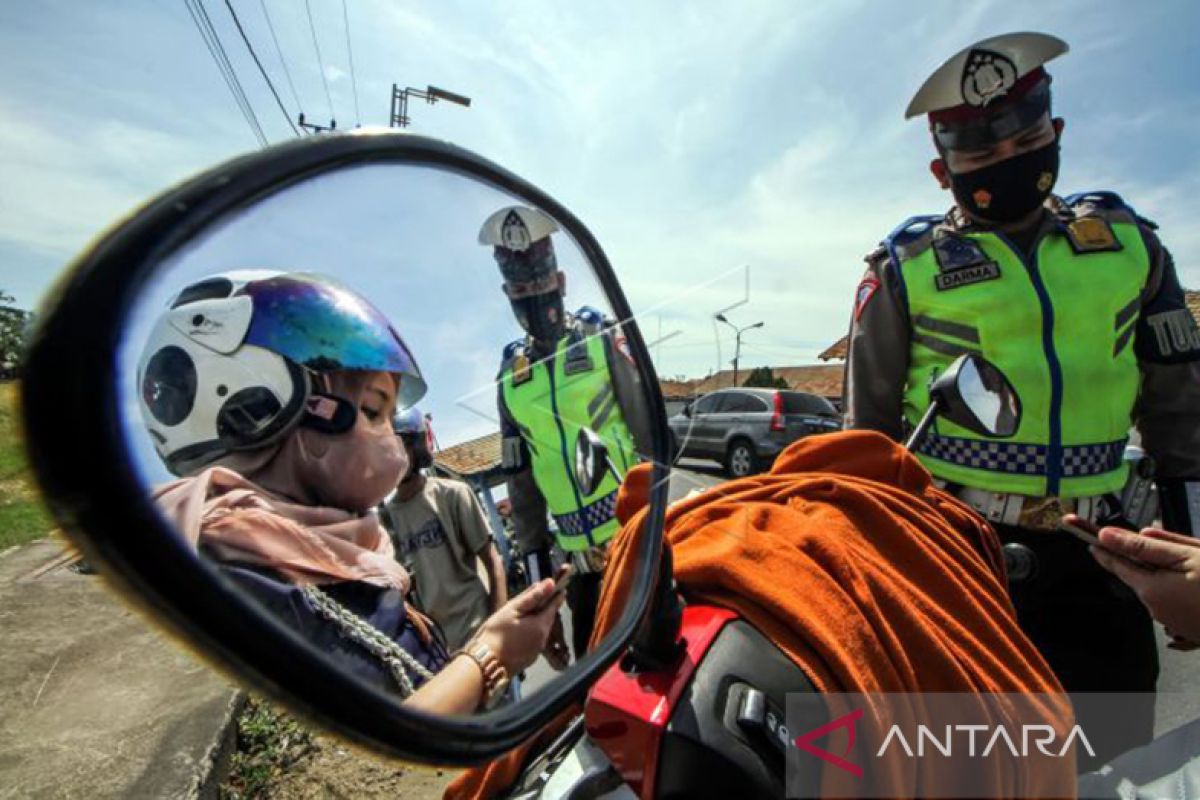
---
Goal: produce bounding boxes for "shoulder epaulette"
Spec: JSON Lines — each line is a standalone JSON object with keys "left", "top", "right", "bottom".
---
{"left": 882, "top": 214, "right": 943, "bottom": 265}
{"left": 1064, "top": 190, "right": 1155, "bottom": 228}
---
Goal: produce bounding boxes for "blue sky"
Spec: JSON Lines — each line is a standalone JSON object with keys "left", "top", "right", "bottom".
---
{"left": 2, "top": 1, "right": 1198, "bottom": 391}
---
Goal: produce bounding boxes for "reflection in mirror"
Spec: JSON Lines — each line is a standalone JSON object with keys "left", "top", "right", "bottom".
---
{"left": 958, "top": 356, "right": 1019, "bottom": 437}
{"left": 574, "top": 427, "right": 614, "bottom": 497}
{"left": 119, "top": 164, "right": 657, "bottom": 715}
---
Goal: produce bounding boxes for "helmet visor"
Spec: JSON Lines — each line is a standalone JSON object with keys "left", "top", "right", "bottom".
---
{"left": 240, "top": 273, "right": 427, "bottom": 409}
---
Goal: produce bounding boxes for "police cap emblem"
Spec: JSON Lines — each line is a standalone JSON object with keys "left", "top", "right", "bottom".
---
{"left": 961, "top": 49, "right": 1018, "bottom": 107}
{"left": 501, "top": 210, "right": 533, "bottom": 252}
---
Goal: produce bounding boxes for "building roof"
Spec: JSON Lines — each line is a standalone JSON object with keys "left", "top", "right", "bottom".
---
{"left": 433, "top": 431, "right": 502, "bottom": 481}
{"left": 818, "top": 335, "right": 848, "bottom": 361}
{"left": 659, "top": 364, "right": 845, "bottom": 399}
{"left": 1187, "top": 290, "right": 1200, "bottom": 324}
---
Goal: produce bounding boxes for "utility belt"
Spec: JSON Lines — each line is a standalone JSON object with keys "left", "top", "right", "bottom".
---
{"left": 939, "top": 448, "right": 1158, "bottom": 532}
{"left": 569, "top": 543, "right": 610, "bottom": 575}
{"left": 948, "top": 487, "right": 1106, "bottom": 531}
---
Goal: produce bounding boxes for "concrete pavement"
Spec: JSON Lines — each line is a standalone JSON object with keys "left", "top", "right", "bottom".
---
{"left": 0, "top": 538, "right": 241, "bottom": 799}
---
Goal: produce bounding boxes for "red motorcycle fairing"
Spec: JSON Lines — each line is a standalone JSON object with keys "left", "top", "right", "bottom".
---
{"left": 584, "top": 605, "right": 823, "bottom": 799}
{"left": 584, "top": 606, "right": 737, "bottom": 798}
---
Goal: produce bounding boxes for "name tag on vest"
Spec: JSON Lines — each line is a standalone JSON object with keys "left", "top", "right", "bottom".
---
{"left": 934, "top": 262, "right": 1001, "bottom": 291}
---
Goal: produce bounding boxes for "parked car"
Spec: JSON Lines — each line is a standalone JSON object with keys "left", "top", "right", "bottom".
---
{"left": 668, "top": 388, "right": 842, "bottom": 477}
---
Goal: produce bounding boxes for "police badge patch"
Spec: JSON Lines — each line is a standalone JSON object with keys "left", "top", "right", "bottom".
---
{"left": 933, "top": 233, "right": 993, "bottom": 272}
{"left": 854, "top": 277, "right": 880, "bottom": 321}
{"left": 1064, "top": 216, "right": 1122, "bottom": 254}
{"left": 512, "top": 352, "right": 532, "bottom": 385}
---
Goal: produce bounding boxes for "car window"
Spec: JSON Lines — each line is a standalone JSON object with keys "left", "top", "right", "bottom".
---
{"left": 722, "top": 392, "right": 768, "bottom": 413}
{"left": 781, "top": 391, "right": 838, "bottom": 416}
{"left": 693, "top": 393, "right": 724, "bottom": 414}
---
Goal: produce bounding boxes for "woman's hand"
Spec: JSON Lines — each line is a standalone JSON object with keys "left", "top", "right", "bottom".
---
{"left": 1091, "top": 526, "right": 1200, "bottom": 648}
{"left": 473, "top": 565, "right": 570, "bottom": 675}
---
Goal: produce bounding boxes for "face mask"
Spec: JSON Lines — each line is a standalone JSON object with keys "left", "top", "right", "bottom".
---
{"left": 511, "top": 291, "right": 565, "bottom": 345}
{"left": 302, "top": 421, "right": 408, "bottom": 513}
{"left": 948, "top": 138, "right": 1060, "bottom": 223}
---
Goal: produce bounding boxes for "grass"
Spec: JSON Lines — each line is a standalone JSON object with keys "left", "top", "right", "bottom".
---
{"left": 220, "top": 697, "right": 316, "bottom": 799}
{"left": 0, "top": 381, "right": 54, "bottom": 550}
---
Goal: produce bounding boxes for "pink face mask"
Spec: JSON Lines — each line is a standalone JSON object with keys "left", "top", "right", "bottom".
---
{"left": 302, "top": 421, "right": 407, "bottom": 513}
{"left": 293, "top": 371, "right": 408, "bottom": 513}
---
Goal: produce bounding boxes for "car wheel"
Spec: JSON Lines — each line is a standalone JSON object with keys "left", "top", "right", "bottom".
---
{"left": 725, "top": 439, "right": 758, "bottom": 478}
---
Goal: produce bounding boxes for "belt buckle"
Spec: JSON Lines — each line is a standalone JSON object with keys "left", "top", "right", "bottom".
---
{"left": 572, "top": 544, "right": 609, "bottom": 574}
{"left": 1018, "top": 497, "right": 1072, "bottom": 532}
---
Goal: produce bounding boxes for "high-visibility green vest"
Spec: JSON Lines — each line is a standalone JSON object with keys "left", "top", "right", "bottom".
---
{"left": 500, "top": 331, "right": 639, "bottom": 551}
{"left": 894, "top": 195, "right": 1150, "bottom": 498}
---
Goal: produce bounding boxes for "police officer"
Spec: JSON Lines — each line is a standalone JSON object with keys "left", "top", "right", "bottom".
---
{"left": 481, "top": 205, "right": 653, "bottom": 663}
{"left": 844, "top": 32, "right": 1200, "bottom": 761}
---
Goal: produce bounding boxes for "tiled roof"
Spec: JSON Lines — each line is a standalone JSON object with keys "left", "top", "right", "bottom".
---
{"left": 659, "top": 364, "right": 844, "bottom": 399}
{"left": 1187, "top": 290, "right": 1199, "bottom": 324}
{"left": 434, "top": 431, "right": 502, "bottom": 478}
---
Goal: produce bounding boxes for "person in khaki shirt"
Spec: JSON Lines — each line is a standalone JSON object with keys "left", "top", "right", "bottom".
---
{"left": 382, "top": 408, "right": 508, "bottom": 652}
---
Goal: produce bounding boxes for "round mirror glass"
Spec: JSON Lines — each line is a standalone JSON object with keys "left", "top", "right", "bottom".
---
{"left": 957, "top": 356, "right": 1020, "bottom": 437}
{"left": 115, "top": 160, "right": 658, "bottom": 716}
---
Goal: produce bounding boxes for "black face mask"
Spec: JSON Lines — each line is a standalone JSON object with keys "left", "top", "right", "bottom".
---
{"left": 948, "top": 138, "right": 1060, "bottom": 224}
{"left": 510, "top": 291, "right": 565, "bottom": 346}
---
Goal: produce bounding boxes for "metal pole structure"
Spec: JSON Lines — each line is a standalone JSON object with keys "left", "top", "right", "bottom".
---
{"left": 715, "top": 315, "right": 763, "bottom": 388}
{"left": 390, "top": 83, "right": 471, "bottom": 128}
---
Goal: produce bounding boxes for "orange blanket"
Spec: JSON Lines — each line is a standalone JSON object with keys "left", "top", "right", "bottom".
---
{"left": 448, "top": 430, "right": 1070, "bottom": 798}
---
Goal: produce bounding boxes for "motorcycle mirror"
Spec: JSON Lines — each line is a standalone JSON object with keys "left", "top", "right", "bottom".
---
{"left": 575, "top": 427, "right": 611, "bottom": 496}
{"left": 20, "top": 131, "right": 670, "bottom": 765}
{"left": 906, "top": 355, "right": 1021, "bottom": 450}
{"left": 932, "top": 354, "right": 1021, "bottom": 437}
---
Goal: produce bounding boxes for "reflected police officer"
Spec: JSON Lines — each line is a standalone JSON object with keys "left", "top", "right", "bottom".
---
{"left": 481, "top": 206, "right": 653, "bottom": 662}
{"left": 843, "top": 33, "right": 1200, "bottom": 759}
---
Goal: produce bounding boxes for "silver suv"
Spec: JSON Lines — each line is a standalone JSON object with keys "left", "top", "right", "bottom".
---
{"left": 668, "top": 388, "right": 841, "bottom": 477}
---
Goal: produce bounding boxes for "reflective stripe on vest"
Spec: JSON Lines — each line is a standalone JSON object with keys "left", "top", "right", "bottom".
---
{"left": 501, "top": 332, "right": 639, "bottom": 551}
{"left": 898, "top": 213, "right": 1149, "bottom": 497}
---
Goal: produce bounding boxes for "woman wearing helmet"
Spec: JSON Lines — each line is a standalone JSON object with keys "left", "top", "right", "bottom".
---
{"left": 139, "top": 271, "right": 562, "bottom": 713}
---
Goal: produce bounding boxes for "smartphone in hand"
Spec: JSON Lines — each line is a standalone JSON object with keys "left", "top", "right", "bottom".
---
{"left": 1059, "top": 516, "right": 1100, "bottom": 546}
{"left": 1059, "top": 515, "right": 1154, "bottom": 569}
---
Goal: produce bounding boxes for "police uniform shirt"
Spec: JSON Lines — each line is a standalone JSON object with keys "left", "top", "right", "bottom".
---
{"left": 843, "top": 197, "right": 1200, "bottom": 484}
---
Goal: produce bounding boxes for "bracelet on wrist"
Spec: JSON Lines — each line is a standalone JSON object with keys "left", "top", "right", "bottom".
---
{"left": 455, "top": 639, "right": 509, "bottom": 707}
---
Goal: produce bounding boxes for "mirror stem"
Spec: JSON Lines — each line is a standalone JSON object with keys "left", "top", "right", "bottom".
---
{"left": 623, "top": 542, "right": 686, "bottom": 672}
{"left": 904, "top": 398, "right": 943, "bottom": 452}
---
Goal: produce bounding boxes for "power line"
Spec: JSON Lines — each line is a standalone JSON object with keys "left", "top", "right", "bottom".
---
{"left": 224, "top": 0, "right": 300, "bottom": 135}
{"left": 258, "top": 0, "right": 303, "bottom": 113}
{"left": 184, "top": 0, "right": 268, "bottom": 147}
{"left": 191, "top": 0, "right": 267, "bottom": 146}
{"left": 304, "top": 0, "right": 336, "bottom": 123}
{"left": 341, "top": 0, "right": 360, "bottom": 126}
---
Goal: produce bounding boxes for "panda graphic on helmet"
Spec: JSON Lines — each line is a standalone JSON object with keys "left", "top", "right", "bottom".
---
{"left": 138, "top": 270, "right": 425, "bottom": 477}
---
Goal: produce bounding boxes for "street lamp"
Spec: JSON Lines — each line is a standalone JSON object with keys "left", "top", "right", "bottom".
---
{"left": 715, "top": 314, "right": 764, "bottom": 388}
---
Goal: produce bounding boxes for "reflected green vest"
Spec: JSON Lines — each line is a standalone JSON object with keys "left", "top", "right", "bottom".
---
{"left": 895, "top": 198, "right": 1150, "bottom": 498}
{"left": 501, "top": 332, "right": 639, "bottom": 551}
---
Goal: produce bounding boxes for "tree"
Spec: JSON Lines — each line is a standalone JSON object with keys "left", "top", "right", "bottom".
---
{"left": 743, "top": 366, "right": 788, "bottom": 389}
{"left": 0, "top": 291, "right": 33, "bottom": 379}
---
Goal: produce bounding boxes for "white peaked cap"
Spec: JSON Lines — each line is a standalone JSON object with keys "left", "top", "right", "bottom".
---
{"left": 905, "top": 32, "right": 1069, "bottom": 119}
{"left": 477, "top": 206, "right": 560, "bottom": 252}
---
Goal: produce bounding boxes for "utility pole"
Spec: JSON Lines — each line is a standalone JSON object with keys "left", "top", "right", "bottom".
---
{"left": 715, "top": 315, "right": 764, "bottom": 388}
{"left": 390, "top": 84, "right": 471, "bottom": 128}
